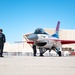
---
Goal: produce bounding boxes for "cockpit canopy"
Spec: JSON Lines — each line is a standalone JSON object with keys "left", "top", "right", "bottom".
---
{"left": 34, "top": 28, "right": 47, "bottom": 34}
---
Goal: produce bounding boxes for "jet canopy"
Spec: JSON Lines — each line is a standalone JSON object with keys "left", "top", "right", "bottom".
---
{"left": 34, "top": 28, "right": 47, "bottom": 34}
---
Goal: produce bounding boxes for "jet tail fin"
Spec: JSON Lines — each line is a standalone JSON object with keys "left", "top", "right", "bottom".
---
{"left": 52, "top": 21, "right": 60, "bottom": 38}
{"left": 55, "top": 21, "right": 60, "bottom": 34}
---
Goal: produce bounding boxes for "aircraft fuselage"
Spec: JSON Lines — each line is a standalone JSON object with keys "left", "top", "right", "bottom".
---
{"left": 35, "top": 34, "right": 61, "bottom": 49}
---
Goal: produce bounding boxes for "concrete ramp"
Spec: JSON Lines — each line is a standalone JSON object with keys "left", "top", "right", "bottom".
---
{"left": 0, "top": 56, "right": 75, "bottom": 75}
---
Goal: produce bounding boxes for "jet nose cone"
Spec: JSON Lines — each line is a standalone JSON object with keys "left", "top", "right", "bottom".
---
{"left": 28, "top": 34, "right": 38, "bottom": 41}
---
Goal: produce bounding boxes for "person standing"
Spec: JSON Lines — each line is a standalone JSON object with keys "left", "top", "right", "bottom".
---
{"left": 0, "top": 29, "right": 6, "bottom": 57}
{"left": 32, "top": 44, "right": 37, "bottom": 56}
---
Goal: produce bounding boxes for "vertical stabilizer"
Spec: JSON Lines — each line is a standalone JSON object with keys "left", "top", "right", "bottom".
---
{"left": 52, "top": 21, "right": 60, "bottom": 38}
{"left": 56, "top": 21, "right": 60, "bottom": 34}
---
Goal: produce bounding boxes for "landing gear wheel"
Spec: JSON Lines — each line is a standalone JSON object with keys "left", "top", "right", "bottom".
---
{"left": 39, "top": 48, "right": 44, "bottom": 57}
{"left": 57, "top": 51, "right": 61, "bottom": 56}
{"left": 40, "top": 53, "right": 43, "bottom": 56}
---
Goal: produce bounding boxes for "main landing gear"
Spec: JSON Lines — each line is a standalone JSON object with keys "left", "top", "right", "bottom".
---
{"left": 39, "top": 47, "right": 61, "bottom": 57}
{"left": 32, "top": 45, "right": 61, "bottom": 57}
{"left": 51, "top": 46, "right": 61, "bottom": 56}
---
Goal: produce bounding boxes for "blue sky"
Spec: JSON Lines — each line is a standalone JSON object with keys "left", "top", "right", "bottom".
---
{"left": 0, "top": 0, "right": 75, "bottom": 43}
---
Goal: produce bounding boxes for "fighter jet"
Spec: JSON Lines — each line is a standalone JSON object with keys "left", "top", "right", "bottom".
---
{"left": 25, "top": 21, "right": 75, "bottom": 56}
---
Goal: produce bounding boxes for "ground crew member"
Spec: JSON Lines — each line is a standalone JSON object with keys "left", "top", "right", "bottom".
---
{"left": 0, "top": 29, "right": 6, "bottom": 57}
{"left": 32, "top": 44, "right": 37, "bottom": 56}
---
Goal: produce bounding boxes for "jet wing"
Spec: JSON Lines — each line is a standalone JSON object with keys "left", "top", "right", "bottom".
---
{"left": 49, "top": 39, "right": 75, "bottom": 44}
{"left": 27, "top": 41, "right": 34, "bottom": 44}
{"left": 26, "top": 38, "right": 75, "bottom": 45}
{"left": 57, "top": 39, "right": 75, "bottom": 44}
{"left": 37, "top": 38, "right": 75, "bottom": 44}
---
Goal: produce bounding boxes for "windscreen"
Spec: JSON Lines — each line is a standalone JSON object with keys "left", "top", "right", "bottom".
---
{"left": 34, "top": 28, "right": 47, "bottom": 34}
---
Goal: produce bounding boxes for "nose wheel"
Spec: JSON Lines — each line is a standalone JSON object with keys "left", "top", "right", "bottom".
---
{"left": 39, "top": 48, "right": 47, "bottom": 56}
{"left": 39, "top": 48, "right": 44, "bottom": 56}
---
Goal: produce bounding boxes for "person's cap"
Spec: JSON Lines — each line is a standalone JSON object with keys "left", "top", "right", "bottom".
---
{"left": 0, "top": 29, "right": 3, "bottom": 32}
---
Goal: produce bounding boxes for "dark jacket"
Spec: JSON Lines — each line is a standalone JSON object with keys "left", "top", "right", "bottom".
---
{"left": 0, "top": 33, "right": 6, "bottom": 44}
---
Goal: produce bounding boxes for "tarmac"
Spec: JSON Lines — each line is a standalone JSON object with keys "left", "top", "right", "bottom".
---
{"left": 0, "top": 56, "right": 75, "bottom": 75}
